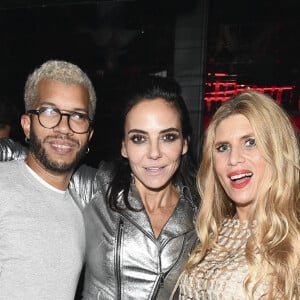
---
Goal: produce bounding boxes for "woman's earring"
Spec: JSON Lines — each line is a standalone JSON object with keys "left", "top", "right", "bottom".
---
{"left": 130, "top": 172, "right": 135, "bottom": 184}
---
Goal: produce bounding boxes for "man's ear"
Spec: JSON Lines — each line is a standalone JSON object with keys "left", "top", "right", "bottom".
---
{"left": 121, "top": 140, "right": 128, "bottom": 158}
{"left": 88, "top": 128, "right": 94, "bottom": 141}
{"left": 21, "top": 114, "right": 31, "bottom": 140}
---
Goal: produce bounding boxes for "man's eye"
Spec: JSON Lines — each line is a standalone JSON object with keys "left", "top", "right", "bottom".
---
{"left": 131, "top": 135, "right": 145, "bottom": 144}
{"left": 71, "top": 112, "right": 88, "bottom": 121}
{"left": 245, "top": 138, "right": 256, "bottom": 148}
{"left": 40, "top": 107, "right": 59, "bottom": 117}
{"left": 216, "top": 144, "right": 229, "bottom": 152}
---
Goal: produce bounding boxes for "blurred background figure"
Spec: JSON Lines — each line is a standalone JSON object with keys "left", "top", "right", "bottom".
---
{"left": 0, "top": 98, "right": 21, "bottom": 139}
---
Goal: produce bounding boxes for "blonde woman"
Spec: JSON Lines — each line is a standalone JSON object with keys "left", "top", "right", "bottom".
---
{"left": 177, "top": 91, "right": 300, "bottom": 299}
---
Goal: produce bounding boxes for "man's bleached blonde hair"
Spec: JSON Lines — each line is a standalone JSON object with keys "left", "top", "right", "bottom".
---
{"left": 24, "top": 60, "right": 97, "bottom": 119}
{"left": 185, "top": 90, "right": 300, "bottom": 299}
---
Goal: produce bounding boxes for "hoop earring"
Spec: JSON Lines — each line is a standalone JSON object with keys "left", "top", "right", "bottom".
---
{"left": 85, "top": 147, "right": 90, "bottom": 154}
{"left": 25, "top": 136, "right": 30, "bottom": 144}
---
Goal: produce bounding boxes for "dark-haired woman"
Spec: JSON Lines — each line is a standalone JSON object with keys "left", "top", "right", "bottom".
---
{"left": 76, "top": 76, "right": 199, "bottom": 300}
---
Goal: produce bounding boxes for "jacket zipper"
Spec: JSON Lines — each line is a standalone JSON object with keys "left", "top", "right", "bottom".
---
{"left": 151, "top": 272, "right": 165, "bottom": 300}
{"left": 151, "top": 234, "right": 187, "bottom": 299}
{"left": 151, "top": 247, "right": 165, "bottom": 300}
{"left": 115, "top": 218, "right": 124, "bottom": 300}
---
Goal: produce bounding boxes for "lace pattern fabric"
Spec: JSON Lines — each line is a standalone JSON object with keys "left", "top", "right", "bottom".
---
{"left": 179, "top": 218, "right": 266, "bottom": 299}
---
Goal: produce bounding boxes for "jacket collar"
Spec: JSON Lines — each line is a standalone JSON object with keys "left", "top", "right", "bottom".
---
{"left": 118, "top": 183, "right": 197, "bottom": 243}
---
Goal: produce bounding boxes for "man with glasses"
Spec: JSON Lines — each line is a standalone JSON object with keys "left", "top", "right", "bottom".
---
{"left": 0, "top": 60, "right": 97, "bottom": 300}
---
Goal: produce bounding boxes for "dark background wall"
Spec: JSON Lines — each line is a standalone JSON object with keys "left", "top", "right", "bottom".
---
{"left": 0, "top": 0, "right": 299, "bottom": 166}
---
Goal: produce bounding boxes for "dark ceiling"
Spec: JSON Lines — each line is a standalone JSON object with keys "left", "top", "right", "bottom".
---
{"left": 0, "top": 0, "right": 197, "bottom": 162}
{"left": 0, "top": 1, "right": 195, "bottom": 100}
{"left": 0, "top": 0, "right": 298, "bottom": 100}
{"left": 0, "top": 0, "right": 299, "bottom": 89}
{"left": 0, "top": 0, "right": 299, "bottom": 108}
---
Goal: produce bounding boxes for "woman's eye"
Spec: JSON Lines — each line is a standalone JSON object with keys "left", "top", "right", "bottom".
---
{"left": 245, "top": 138, "right": 256, "bottom": 148}
{"left": 130, "top": 135, "right": 146, "bottom": 144}
{"left": 162, "top": 133, "right": 178, "bottom": 142}
{"left": 216, "top": 144, "right": 229, "bottom": 152}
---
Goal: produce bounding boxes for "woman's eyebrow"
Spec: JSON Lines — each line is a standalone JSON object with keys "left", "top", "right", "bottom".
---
{"left": 127, "top": 129, "right": 147, "bottom": 134}
{"left": 160, "top": 127, "right": 180, "bottom": 134}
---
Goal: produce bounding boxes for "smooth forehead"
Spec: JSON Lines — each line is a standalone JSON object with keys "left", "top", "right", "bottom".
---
{"left": 125, "top": 98, "right": 181, "bottom": 128}
{"left": 35, "top": 79, "right": 89, "bottom": 110}
{"left": 37, "top": 79, "right": 88, "bottom": 94}
{"left": 127, "top": 98, "right": 179, "bottom": 117}
{"left": 215, "top": 114, "right": 253, "bottom": 140}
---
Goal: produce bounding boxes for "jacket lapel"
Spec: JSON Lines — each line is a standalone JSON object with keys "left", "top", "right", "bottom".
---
{"left": 118, "top": 184, "right": 197, "bottom": 243}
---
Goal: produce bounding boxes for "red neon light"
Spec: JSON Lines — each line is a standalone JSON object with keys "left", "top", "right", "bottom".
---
{"left": 203, "top": 73, "right": 300, "bottom": 132}
{"left": 205, "top": 75, "right": 296, "bottom": 107}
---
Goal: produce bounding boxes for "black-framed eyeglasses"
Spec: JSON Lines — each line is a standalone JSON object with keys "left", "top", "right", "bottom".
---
{"left": 27, "top": 107, "right": 92, "bottom": 134}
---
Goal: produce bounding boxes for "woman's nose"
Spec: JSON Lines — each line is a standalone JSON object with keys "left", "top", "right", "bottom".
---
{"left": 228, "top": 147, "right": 245, "bottom": 165}
{"left": 148, "top": 141, "right": 162, "bottom": 159}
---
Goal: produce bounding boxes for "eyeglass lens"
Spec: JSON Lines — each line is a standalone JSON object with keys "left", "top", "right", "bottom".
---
{"left": 38, "top": 108, "right": 90, "bottom": 133}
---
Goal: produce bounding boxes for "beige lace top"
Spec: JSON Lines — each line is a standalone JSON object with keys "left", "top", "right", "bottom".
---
{"left": 179, "top": 218, "right": 266, "bottom": 299}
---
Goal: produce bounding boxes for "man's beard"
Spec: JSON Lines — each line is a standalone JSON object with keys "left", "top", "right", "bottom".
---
{"left": 29, "top": 129, "right": 88, "bottom": 174}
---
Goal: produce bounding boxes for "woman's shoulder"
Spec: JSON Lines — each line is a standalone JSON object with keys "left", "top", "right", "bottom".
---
{"left": 180, "top": 184, "right": 200, "bottom": 210}
{"left": 95, "top": 160, "right": 118, "bottom": 181}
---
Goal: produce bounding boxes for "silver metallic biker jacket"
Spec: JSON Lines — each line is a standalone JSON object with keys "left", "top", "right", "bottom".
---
{"left": 71, "top": 161, "right": 198, "bottom": 300}
{"left": 0, "top": 138, "right": 28, "bottom": 161}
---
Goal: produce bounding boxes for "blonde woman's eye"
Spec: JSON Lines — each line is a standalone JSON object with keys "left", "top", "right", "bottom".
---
{"left": 245, "top": 138, "right": 256, "bottom": 148}
{"left": 216, "top": 143, "right": 230, "bottom": 152}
